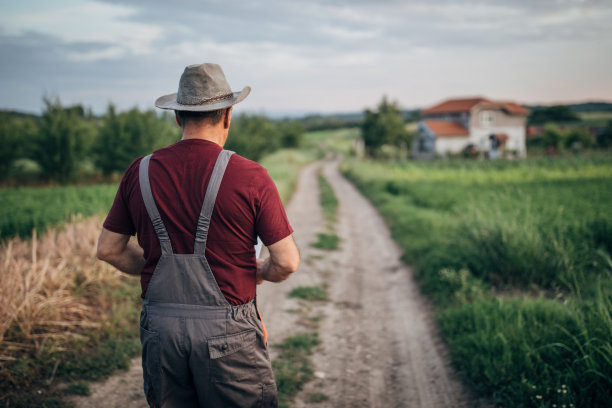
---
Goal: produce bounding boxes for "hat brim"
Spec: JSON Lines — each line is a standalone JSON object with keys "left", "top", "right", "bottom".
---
{"left": 155, "top": 86, "right": 250, "bottom": 111}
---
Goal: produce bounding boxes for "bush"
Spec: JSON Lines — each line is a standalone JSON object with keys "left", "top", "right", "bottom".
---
{"left": 597, "top": 120, "right": 612, "bottom": 148}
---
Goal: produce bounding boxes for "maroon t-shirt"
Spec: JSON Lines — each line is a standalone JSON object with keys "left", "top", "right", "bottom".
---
{"left": 103, "top": 139, "right": 293, "bottom": 305}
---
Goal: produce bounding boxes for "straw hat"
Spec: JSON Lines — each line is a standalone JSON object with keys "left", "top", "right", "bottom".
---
{"left": 155, "top": 63, "right": 250, "bottom": 111}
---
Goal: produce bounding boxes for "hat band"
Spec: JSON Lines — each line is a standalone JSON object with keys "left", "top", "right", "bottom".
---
{"left": 178, "top": 92, "right": 234, "bottom": 106}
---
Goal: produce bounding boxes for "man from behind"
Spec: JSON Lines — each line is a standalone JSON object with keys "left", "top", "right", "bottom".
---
{"left": 96, "top": 62, "right": 299, "bottom": 407}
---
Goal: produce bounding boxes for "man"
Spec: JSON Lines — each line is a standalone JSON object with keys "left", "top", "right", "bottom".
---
{"left": 97, "top": 63, "right": 300, "bottom": 407}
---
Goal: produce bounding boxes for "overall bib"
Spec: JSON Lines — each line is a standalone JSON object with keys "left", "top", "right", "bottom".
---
{"left": 138, "top": 150, "right": 278, "bottom": 408}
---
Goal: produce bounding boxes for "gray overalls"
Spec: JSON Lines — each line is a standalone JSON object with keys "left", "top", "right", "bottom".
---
{"left": 138, "top": 150, "right": 278, "bottom": 407}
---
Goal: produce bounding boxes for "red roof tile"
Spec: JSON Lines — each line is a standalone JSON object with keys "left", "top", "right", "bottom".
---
{"left": 424, "top": 120, "right": 469, "bottom": 137}
{"left": 478, "top": 101, "right": 530, "bottom": 116}
{"left": 423, "top": 97, "right": 530, "bottom": 116}
{"left": 500, "top": 102, "right": 530, "bottom": 115}
{"left": 423, "top": 97, "right": 490, "bottom": 115}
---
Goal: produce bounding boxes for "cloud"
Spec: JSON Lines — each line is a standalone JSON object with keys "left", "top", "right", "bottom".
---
{"left": 0, "top": 0, "right": 611, "bottom": 114}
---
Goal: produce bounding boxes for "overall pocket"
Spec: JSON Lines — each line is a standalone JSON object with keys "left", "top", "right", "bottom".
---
{"left": 208, "top": 329, "right": 257, "bottom": 382}
{"left": 140, "top": 325, "right": 161, "bottom": 407}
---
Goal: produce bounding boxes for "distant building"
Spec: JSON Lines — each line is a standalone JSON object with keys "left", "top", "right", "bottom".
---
{"left": 413, "top": 97, "right": 530, "bottom": 158}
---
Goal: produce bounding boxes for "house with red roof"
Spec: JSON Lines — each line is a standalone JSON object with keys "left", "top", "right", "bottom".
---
{"left": 413, "top": 97, "right": 530, "bottom": 158}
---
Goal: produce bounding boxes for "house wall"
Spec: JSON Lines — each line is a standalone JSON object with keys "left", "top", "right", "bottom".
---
{"left": 470, "top": 108, "right": 525, "bottom": 129}
{"left": 435, "top": 137, "right": 471, "bottom": 155}
{"left": 469, "top": 107, "right": 527, "bottom": 157}
{"left": 470, "top": 126, "right": 526, "bottom": 157}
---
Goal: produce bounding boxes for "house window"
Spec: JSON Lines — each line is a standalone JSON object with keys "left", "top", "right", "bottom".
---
{"left": 480, "top": 111, "right": 495, "bottom": 127}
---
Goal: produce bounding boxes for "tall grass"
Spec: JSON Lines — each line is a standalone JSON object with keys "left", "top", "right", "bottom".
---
{"left": 343, "top": 155, "right": 612, "bottom": 407}
{"left": 0, "top": 217, "right": 141, "bottom": 407}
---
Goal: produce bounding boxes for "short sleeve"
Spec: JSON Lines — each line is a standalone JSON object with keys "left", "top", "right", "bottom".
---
{"left": 102, "top": 161, "right": 138, "bottom": 236}
{"left": 254, "top": 170, "right": 293, "bottom": 246}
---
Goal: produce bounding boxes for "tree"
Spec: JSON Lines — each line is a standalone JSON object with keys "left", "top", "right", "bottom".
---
{"left": 361, "top": 96, "right": 409, "bottom": 157}
{"left": 226, "top": 114, "right": 281, "bottom": 161}
{"left": 564, "top": 129, "right": 594, "bottom": 149}
{"left": 93, "top": 105, "right": 180, "bottom": 176}
{"left": 0, "top": 113, "right": 38, "bottom": 179}
{"left": 597, "top": 121, "right": 612, "bottom": 148}
{"left": 541, "top": 124, "right": 565, "bottom": 151}
{"left": 35, "top": 98, "right": 92, "bottom": 183}
{"left": 277, "top": 120, "right": 304, "bottom": 148}
{"left": 94, "top": 104, "right": 131, "bottom": 176}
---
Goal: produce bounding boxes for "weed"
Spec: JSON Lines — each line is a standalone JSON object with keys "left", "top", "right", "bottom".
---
{"left": 311, "top": 233, "right": 340, "bottom": 250}
{"left": 63, "top": 382, "right": 90, "bottom": 396}
{"left": 289, "top": 285, "right": 329, "bottom": 302}
{"left": 309, "top": 392, "right": 329, "bottom": 403}
{"left": 272, "top": 332, "right": 320, "bottom": 408}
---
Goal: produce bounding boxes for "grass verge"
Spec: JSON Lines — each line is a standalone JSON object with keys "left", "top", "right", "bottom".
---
{"left": 259, "top": 148, "right": 319, "bottom": 204}
{"left": 272, "top": 332, "right": 320, "bottom": 408}
{"left": 311, "top": 169, "right": 340, "bottom": 251}
{"left": 318, "top": 171, "right": 338, "bottom": 226}
{"left": 342, "top": 155, "right": 612, "bottom": 408}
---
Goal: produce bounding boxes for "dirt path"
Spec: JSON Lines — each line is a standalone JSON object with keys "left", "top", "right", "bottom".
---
{"left": 70, "top": 156, "right": 476, "bottom": 407}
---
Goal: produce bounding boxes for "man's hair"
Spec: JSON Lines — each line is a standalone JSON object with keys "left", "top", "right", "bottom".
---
{"left": 176, "top": 108, "right": 227, "bottom": 127}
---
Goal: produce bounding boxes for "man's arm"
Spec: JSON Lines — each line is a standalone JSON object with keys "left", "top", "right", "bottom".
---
{"left": 97, "top": 227, "right": 145, "bottom": 275}
{"left": 256, "top": 234, "right": 300, "bottom": 283}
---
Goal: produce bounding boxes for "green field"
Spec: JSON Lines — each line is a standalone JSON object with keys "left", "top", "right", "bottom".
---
{"left": 343, "top": 156, "right": 612, "bottom": 408}
{"left": 0, "top": 184, "right": 118, "bottom": 240}
{"left": 578, "top": 111, "right": 612, "bottom": 127}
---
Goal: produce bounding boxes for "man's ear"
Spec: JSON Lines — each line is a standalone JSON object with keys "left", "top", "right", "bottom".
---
{"left": 174, "top": 111, "right": 182, "bottom": 128}
{"left": 223, "top": 107, "right": 233, "bottom": 129}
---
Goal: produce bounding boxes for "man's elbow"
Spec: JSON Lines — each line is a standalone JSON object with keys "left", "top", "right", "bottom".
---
{"left": 286, "top": 254, "right": 300, "bottom": 275}
{"left": 280, "top": 253, "right": 300, "bottom": 279}
{"left": 96, "top": 245, "right": 111, "bottom": 262}
{"left": 96, "top": 241, "right": 117, "bottom": 263}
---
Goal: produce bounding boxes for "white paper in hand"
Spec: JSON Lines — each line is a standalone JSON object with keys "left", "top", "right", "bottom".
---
{"left": 254, "top": 236, "right": 263, "bottom": 258}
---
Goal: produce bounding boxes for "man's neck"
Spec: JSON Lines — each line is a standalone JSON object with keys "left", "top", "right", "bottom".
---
{"left": 181, "top": 124, "right": 226, "bottom": 147}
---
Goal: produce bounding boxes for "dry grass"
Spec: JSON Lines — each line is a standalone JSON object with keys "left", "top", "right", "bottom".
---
{"left": 0, "top": 216, "right": 133, "bottom": 361}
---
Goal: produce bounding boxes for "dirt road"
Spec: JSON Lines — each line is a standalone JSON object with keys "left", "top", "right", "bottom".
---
{"left": 70, "top": 157, "right": 476, "bottom": 407}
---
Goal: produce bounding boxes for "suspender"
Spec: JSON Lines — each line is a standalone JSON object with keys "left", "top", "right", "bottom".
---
{"left": 194, "top": 150, "right": 234, "bottom": 254}
{"left": 138, "top": 150, "right": 235, "bottom": 255}
{"left": 139, "top": 154, "right": 173, "bottom": 255}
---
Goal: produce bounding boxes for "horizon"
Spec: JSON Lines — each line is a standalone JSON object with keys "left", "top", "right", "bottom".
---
{"left": 1, "top": 1, "right": 611, "bottom": 116}
{"left": 3, "top": 98, "right": 612, "bottom": 120}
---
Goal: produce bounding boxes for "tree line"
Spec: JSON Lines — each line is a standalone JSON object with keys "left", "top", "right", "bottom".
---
{"left": 0, "top": 98, "right": 304, "bottom": 185}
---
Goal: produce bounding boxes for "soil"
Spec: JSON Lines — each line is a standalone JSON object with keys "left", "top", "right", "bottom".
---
{"left": 68, "top": 156, "right": 480, "bottom": 408}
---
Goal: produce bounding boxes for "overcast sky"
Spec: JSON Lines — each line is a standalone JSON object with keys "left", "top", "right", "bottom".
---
{"left": 1, "top": 0, "right": 611, "bottom": 116}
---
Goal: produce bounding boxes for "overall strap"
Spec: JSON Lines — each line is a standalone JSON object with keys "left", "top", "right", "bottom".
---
{"left": 193, "top": 150, "right": 234, "bottom": 254}
{"left": 139, "top": 154, "right": 173, "bottom": 255}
